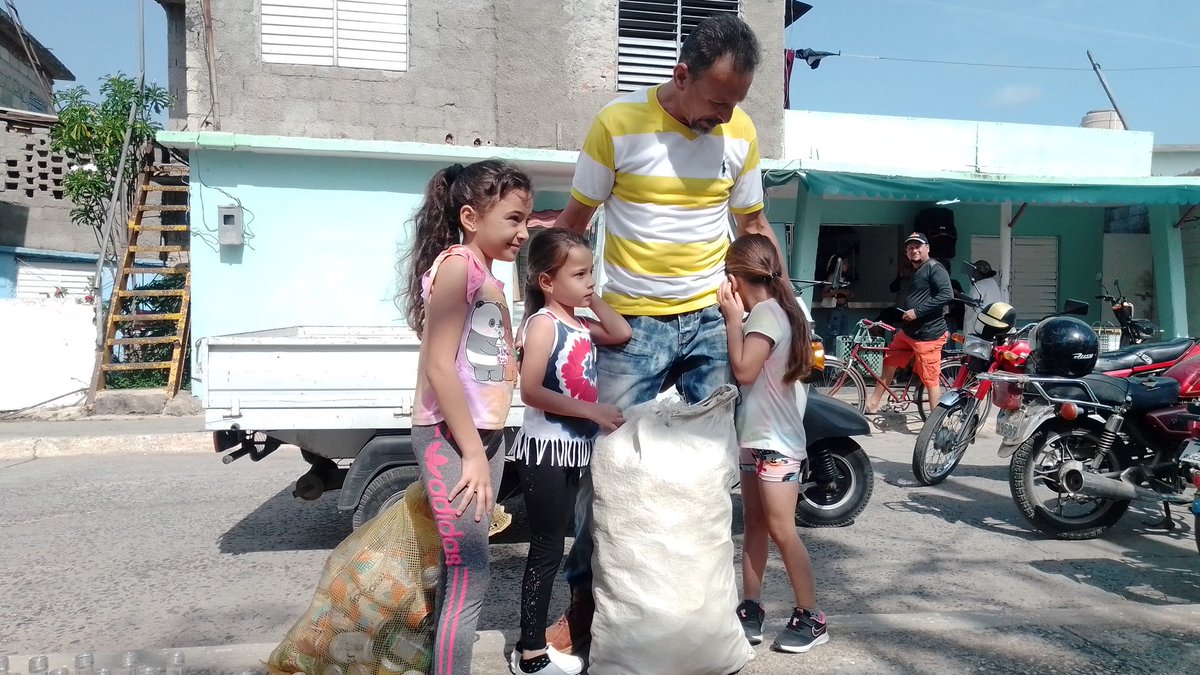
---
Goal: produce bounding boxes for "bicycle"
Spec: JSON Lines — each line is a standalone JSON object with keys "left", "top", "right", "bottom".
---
{"left": 811, "top": 319, "right": 950, "bottom": 421}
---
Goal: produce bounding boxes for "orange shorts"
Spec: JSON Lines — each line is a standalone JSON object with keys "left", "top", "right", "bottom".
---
{"left": 883, "top": 329, "right": 947, "bottom": 388}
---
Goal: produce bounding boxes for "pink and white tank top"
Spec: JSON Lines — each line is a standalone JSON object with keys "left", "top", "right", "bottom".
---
{"left": 412, "top": 245, "right": 517, "bottom": 430}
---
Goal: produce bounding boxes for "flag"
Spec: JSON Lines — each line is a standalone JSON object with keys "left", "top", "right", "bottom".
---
{"left": 785, "top": 1, "right": 813, "bottom": 28}
{"left": 796, "top": 48, "right": 839, "bottom": 70}
{"left": 785, "top": 49, "right": 837, "bottom": 108}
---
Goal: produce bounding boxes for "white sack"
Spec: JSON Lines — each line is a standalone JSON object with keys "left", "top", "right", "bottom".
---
{"left": 588, "top": 384, "right": 752, "bottom": 675}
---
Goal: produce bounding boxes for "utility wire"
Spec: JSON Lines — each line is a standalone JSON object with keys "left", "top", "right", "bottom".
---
{"left": 839, "top": 53, "right": 1200, "bottom": 72}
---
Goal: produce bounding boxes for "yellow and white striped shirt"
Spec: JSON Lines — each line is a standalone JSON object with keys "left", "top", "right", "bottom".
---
{"left": 571, "top": 85, "right": 765, "bottom": 316}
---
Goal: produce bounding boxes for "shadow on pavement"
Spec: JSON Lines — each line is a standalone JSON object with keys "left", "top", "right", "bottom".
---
{"left": 219, "top": 485, "right": 352, "bottom": 554}
{"left": 743, "top": 621, "right": 1200, "bottom": 675}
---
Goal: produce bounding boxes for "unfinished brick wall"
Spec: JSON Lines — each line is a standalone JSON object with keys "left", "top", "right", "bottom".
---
{"left": 0, "top": 44, "right": 51, "bottom": 112}
{"left": 165, "top": 0, "right": 785, "bottom": 157}
{"left": 0, "top": 117, "right": 96, "bottom": 254}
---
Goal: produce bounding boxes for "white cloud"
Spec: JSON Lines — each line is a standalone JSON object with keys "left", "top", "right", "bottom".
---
{"left": 990, "top": 84, "right": 1043, "bottom": 108}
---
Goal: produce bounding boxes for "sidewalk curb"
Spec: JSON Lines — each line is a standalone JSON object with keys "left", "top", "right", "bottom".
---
{"left": 0, "top": 432, "right": 212, "bottom": 461}
{"left": 10, "top": 606, "right": 1200, "bottom": 673}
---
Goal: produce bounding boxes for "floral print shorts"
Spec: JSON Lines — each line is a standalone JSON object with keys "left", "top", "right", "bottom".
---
{"left": 738, "top": 447, "right": 804, "bottom": 483}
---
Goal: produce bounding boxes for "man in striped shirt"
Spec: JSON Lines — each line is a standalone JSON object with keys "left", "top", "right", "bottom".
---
{"left": 546, "top": 14, "right": 783, "bottom": 656}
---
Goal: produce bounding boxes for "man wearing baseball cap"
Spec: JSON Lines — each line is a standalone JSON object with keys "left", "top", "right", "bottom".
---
{"left": 866, "top": 232, "right": 953, "bottom": 414}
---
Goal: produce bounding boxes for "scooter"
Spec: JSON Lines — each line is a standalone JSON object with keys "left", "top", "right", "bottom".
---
{"left": 796, "top": 389, "right": 875, "bottom": 526}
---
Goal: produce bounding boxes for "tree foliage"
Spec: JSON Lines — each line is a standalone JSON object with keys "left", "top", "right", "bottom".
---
{"left": 49, "top": 74, "right": 171, "bottom": 233}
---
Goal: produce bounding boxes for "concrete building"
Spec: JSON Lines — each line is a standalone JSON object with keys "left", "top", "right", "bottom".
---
{"left": 0, "top": 11, "right": 94, "bottom": 300}
{"left": 766, "top": 111, "right": 1200, "bottom": 341}
{"left": 153, "top": 1, "right": 1200, "bottom": 399}
{"left": 153, "top": 0, "right": 785, "bottom": 157}
{"left": 0, "top": 7, "right": 73, "bottom": 113}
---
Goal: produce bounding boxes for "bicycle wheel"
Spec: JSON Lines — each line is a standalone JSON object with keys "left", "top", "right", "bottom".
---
{"left": 811, "top": 357, "right": 867, "bottom": 412}
{"left": 912, "top": 367, "right": 955, "bottom": 422}
{"left": 912, "top": 398, "right": 978, "bottom": 485}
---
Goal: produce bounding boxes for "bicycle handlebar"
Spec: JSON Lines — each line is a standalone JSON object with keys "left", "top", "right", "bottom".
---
{"left": 858, "top": 319, "right": 896, "bottom": 333}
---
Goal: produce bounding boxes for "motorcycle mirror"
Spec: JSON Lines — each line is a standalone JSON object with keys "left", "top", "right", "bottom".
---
{"left": 1062, "top": 299, "right": 1090, "bottom": 316}
{"left": 832, "top": 258, "right": 846, "bottom": 290}
{"left": 1095, "top": 272, "right": 1103, "bottom": 282}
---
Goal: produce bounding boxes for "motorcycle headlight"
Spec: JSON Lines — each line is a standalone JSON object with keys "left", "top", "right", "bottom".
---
{"left": 964, "top": 335, "right": 993, "bottom": 361}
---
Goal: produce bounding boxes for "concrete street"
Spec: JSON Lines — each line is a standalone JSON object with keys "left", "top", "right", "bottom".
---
{"left": 2, "top": 416, "right": 1199, "bottom": 674}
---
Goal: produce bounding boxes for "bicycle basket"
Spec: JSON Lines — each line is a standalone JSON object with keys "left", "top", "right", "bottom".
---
{"left": 835, "top": 334, "right": 885, "bottom": 377}
{"left": 1092, "top": 323, "right": 1122, "bottom": 353}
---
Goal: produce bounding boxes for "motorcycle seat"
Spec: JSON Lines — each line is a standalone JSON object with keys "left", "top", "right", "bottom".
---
{"left": 1126, "top": 375, "right": 1181, "bottom": 412}
{"left": 1094, "top": 337, "right": 1195, "bottom": 373}
{"left": 1044, "top": 374, "right": 1130, "bottom": 407}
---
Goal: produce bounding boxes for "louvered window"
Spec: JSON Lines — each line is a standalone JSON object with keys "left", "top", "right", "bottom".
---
{"left": 261, "top": 1, "right": 409, "bottom": 72}
{"left": 617, "top": 0, "right": 741, "bottom": 92}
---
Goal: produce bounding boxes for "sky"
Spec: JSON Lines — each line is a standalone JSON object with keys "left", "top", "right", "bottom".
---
{"left": 786, "top": 0, "right": 1200, "bottom": 144}
{"left": 7, "top": 1, "right": 1199, "bottom": 144}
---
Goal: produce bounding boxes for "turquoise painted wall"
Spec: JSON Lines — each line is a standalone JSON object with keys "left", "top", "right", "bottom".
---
{"left": 188, "top": 150, "right": 567, "bottom": 370}
{"left": 0, "top": 251, "right": 15, "bottom": 298}
{"left": 789, "top": 194, "right": 1109, "bottom": 325}
{"left": 945, "top": 203, "right": 1106, "bottom": 324}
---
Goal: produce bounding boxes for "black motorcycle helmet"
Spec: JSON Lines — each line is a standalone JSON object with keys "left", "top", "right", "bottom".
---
{"left": 974, "top": 301, "right": 1016, "bottom": 340}
{"left": 1029, "top": 316, "right": 1099, "bottom": 377}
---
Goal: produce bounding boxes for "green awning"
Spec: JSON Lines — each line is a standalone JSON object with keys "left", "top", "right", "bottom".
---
{"left": 766, "top": 168, "right": 1200, "bottom": 206}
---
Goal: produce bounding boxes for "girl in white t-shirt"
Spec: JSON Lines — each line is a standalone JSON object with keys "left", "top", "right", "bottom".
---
{"left": 717, "top": 234, "right": 829, "bottom": 656}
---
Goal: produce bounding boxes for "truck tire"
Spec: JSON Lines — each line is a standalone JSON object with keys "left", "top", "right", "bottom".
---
{"left": 352, "top": 465, "right": 420, "bottom": 529}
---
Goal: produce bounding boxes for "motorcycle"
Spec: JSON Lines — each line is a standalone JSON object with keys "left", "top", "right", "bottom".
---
{"left": 1097, "top": 277, "right": 1158, "bottom": 346}
{"left": 982, "top": 340, "right": 1200, "bottom": 541}
{"left": 915, "top": 294, "right": 1200, "bottom": 486}
{"left": 911, "top": 298, "right": 1087, "bottom": 485}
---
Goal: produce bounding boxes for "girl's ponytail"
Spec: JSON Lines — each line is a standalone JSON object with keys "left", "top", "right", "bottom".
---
{"left": 402, "top": 166, "right": 461, "bottom": 336}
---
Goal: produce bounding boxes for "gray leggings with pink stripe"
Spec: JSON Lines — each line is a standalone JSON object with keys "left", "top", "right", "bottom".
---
{"left": 412, "top": 422, "right": 505, "bottom": 675}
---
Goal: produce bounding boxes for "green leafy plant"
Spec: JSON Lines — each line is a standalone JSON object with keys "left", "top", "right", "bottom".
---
{"left": 50, "top": 73, "right": 171, "bottom": 233}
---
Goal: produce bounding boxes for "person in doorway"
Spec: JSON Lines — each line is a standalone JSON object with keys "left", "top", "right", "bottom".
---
{"left": 547, "top": 13, "right": 781, "bottom": 656}
{"left": 866, "top": 232, "right": 953, "bottom": 415}
{"left": 508, "top": 229, "right": 630, "bottom": 675}
{"left": 963, "top": 259, "right": 1003, "bottom": 333}
{"left": 821, "top": 254, "right": 853, "bottom": 340}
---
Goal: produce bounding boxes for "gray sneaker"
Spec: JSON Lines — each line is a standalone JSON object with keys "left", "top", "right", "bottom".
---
{"left": 772, "top": 608, "right": 829, "bottom": 654}
{"left": 736, "top": 599, "right": 765, "bottom": 645}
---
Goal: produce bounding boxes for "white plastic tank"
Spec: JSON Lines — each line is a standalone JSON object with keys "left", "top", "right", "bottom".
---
{"left": 1080, "top": 109, "right": 1124, "bottom": 130}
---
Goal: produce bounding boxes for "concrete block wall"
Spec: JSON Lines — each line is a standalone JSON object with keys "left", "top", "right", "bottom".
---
{"left": 0, "top": 45, "right": 50, "bottom": 112}
{"left": 0, "top": 119, "right": 94, "bottom": 254}
{"left": 166, "top": 0, "right": 784, "bottom": 157}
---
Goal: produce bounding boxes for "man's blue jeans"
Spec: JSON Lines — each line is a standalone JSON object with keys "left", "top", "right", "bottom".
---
{"left": 562, "top": 304, "right": 732, "bottom": 589}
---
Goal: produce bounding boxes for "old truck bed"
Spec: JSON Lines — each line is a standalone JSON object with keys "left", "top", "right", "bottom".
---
{"left": 196, "top": 325, "right": 525, "bottom": 432}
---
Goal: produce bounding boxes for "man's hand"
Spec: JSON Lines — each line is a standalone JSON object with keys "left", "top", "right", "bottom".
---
{"left": 902, "top": 309, "right": 917, "bottom": 322}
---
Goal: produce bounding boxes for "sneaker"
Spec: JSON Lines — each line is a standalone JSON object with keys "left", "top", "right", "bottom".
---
{"left": 771, "top": 607, "right": 829, "bottom": 654}
{"left": 508, "top": 645, "right": 584, "bottom": 675}
{"left": 736, "top": 599, "right": 765, "bottom": 645}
